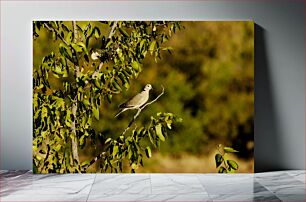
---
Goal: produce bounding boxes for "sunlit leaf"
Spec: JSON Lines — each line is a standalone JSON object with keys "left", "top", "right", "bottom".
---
{"left": 145, "top": 146, "right": 152, "bottom": 158}
{"left": 227, "top": 160, "right": 239, "bottom": 170}
{"left": 155, "top": 124, "right": 165, "bottom": 142}
{"left": 149, "top": 40, "right": 156, "bottom": 55}
{"left": 105, "top": 138, "right": 112, "bottom": 144}
{"left": 224, "top": 147, "right": 239, "bottom": 153}
{"left": 81, "top": 160, "right": 90, "bottom": 167}
{"left": 131, "top": 61, "right": 140, "bottom": 71}
{"left": 65, "top": 32, "right": 72, "bottom": 44}
{"left": 218, "top": 166, "right": 227, "bottom": 173}
{"left": 113, "top": 145, "right": 118, "bottom": 156}
{"left": 71, "top": 43, "right": 83, "bottom": 52}
{"left": 215, "top": 154, "right": 223, "bottom": 168}
{"left": 41, "top": 107, "right": 48, "bottom": 118}
{"left": 92, "top": 106, "right": 99, "bottom": 120}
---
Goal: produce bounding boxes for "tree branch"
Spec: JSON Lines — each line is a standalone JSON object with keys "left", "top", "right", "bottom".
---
{"left": 72, "top": 21, "right": 80, "bottom": 77}
{"left": 82, "top": 152, "right": 106, "bottom": 173}
{"left": 43, "top": 22, "right": 70, "bottom": 46}
{"left": 121, "top": 85, "right": 165, "bottom": 136}
{"left": 92, "top": 21, "right": 118, "bottom": 79}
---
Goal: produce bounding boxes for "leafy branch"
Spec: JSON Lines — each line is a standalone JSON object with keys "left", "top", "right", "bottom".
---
{"left": 92, "top": 21, "right": 118, "bottom": 78}
{"left": 83, "top": 85, "right": 167, "bottom": 171}
{"left": 215, "top": 144, "right": 239, "bottom": 173}
{"left": 43, "top": 22, "right": 70, "bottom": 46}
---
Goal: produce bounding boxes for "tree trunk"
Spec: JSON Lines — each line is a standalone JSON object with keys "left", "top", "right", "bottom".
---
{"left": 71, "top": 21, "right": 80, "bottom": 167}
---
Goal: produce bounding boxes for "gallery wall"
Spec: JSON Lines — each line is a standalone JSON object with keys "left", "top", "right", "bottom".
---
{"left": 1, "top": 0, "right": 305, "bottom": 171}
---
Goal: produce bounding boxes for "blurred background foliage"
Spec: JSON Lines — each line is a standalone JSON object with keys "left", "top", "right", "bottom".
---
{"left": 34, "top": 21, "right": 254, "bottom": 173}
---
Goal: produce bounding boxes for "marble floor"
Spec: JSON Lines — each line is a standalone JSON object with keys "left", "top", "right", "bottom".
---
{"left": 0, "top": 170, "right": 305, "bottom": 202}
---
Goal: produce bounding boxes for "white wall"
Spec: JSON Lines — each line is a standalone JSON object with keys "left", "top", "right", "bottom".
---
{"left": 1, "top": 0, "right": 304, "bottom": 171}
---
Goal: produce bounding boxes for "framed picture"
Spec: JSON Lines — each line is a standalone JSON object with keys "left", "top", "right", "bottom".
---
{"left": 33, "top": 21, "right": 254, "bottom": 173}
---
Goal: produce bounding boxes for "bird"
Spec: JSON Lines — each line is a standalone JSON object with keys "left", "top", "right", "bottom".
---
{"left": 115, "top": 84, "right": 153, "bottom": 118}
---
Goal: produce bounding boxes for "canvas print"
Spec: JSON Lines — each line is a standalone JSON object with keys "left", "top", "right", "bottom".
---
{"left": 33, "top": 21, "right": 254, "bottom": 173}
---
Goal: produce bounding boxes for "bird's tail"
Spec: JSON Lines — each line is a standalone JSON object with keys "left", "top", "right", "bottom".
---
{"left": 114, "top": 108, "right": 127, "bottom": 118}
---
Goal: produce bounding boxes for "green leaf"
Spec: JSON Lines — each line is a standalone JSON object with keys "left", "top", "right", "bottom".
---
{"left": 112, "top": 80, "right": 122, "bottom": 91}
{"left": 54, "top": 144, "right": 62, "bottom": 152}
{"left": 118, "top": 73, "right": 130, "bottom": 90}
{"left": 227, "top": 160, "right": 239, "bottom": 170}
{"left": 94, "top": 79, "right": 102, "bottom": 89}
{"left": 131, "top": 61, "right": 140, "bottom": 71}
{"left": 119, "top": 27, "right": 129, "bottom": 37}
{"left": 41, "top": 107, "right": 48, "bottom": 118}
{"left": 106, "top": 40, "right": 112, "bottom": 48}
{"left": 33, "top": 145, "right": 38, "bottom": 152}
{"left": 215, "top": 154, "right": 223, "bottom": 168}
{"left": 36, "top": 155, "right": 42, "bottom": 161}
{"left": 77, "top": 42, "right": 88, "bottom": 55}
{"left": 33, "top": 161, "right": 38, "bottom": 174}
{"left": 145, "top": 146, "right": 152, "bottom": 158}
{"left": 147, "top": 131, "right": 154, "bottom": 145}
{"left": 65, "top": 109, "right": 72, "bottom": 127}
{"left": 113, "top": 145, "right": 118, "bottom": 156}
{"left": 71, "top": 43, "right": 83, "bottom": 52}
{"left": 83, "top": 99, "right": 90, "bottom": 106}
{"left": 54, "top": 98, "right": 65, "bottom": 108}
{"left": 105, "top": 138, "right": 112, "bottom": 144}
{"left": 165, "top": 118, "right": 172, "bottom": 129}
{"left": 139, "top": 39, "right": 146, "bottom": 50}
{"left": 107, "top": 94, "right": 112, "bottom": 103}
{"left": 224, "top": 147, "right": 239, "bottom": 153}
{"left": 155, "top": 124, "right": 165, "bottom": 142}
{"left": 65, "top": 32, "right": 73, "bottom": 44}
{"left": 52, "top": 32, "right": 57, "bottom": 40}
{"left": 124, "top": 82, "right": 130, "bottom": 90}
{"left": 94, "top": 27, "right": 101, "bottom": 38}
{"left": 53, "top": 65, "right": 63, "bottom": 75}
{"left": 81, "top": 160, "right": 90, "bottom": 167}
{"left": 149, "top": 40, "right": 156, "bottom": 55}
{"left": 92, "top": 106, "right": 99, "bottom": 120}
{"left": 59, "top": 43, "right": 73, "bottom": 61}
{"left": 131, "top": 163, "right": 138, "bottom": 170}
{"left": 227, "top": 167, "right": 235, "bottom": 173}
{"left": 218, "top": 166, "right": 227, "bottom": 173}
{"left": 79, "top": 135, "right": 85, "bottom": 146}
{"left": 161, "top": 47, "right": 173, "bottom": 51}
{"left": 128, "top": 147, "right": 133, "bottom": 159}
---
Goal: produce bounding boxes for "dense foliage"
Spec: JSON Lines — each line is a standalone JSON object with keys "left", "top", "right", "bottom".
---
{"left": 33, "top": 21, "right": 182, "bottom": 173}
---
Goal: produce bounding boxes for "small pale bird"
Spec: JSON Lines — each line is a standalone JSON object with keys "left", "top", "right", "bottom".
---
{"left": 115, "top": 84, "right": 153, "bottom": 118}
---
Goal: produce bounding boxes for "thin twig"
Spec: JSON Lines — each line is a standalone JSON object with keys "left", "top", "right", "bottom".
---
{"left": 43, "top": 23, "right": 70, "bottom": 46}
{"left": 121, "top": 85, "right": 165, "bottom": 136}
{"left": 92, "top": 21, "right": 118, "bottom": 78}
{"left": 82, "top": 152, "right": 106, "bottom": 172}
{"left": 72, "top": 21, "right": 80, "bottom": 77}
{"left": 140, "top": 85, "right": 165, "bottom": 109}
